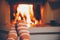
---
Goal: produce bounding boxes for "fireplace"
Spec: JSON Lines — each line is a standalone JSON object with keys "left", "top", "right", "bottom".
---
{"left": 6, "top": 0, "right": 47, "bottom": 27}
{"left": 11, "top": 4, "right": 41, "bottom": 24}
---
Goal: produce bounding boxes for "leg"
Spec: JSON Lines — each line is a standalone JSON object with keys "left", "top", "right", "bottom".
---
{"left": 7, "top": 25, "right": 18, "bottom": 40}
{"left": 17, "top": 23, "right": 30, "bottom": 40}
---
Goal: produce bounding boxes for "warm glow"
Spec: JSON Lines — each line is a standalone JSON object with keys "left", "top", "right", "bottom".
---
{"left": 41, "top": 6, "right": 44, "bottom": 17}
{"left": 40, "top": 6, "right": 44, "bottom": 24}
{"left": 17, "top": 4, "right": 32, "bottom": 23}
{"left": 17, "top": 4, "right": 36, "bottom": 27}
{"left": 16, "top": 4, "right": 43, "bottom": 27}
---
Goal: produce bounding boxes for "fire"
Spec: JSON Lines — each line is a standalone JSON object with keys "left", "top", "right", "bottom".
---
{"left": 17, "top": 4, "right": 35, "bottom": 27}
{"left": 17, "top": 4, "right": 33, "bottom": 26}
{"left": 17, "top": 4, "right": 33, "bottom": 23}
{"left": 16, "top": 4, "right": 43, "bottom": 27}
{"left": 40, "top": 6, "right": 44, "bottom": 25}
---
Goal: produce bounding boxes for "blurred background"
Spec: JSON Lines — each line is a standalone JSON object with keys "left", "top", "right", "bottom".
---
{"left": 0, "top": 0, "right": 60, "bottom": 40}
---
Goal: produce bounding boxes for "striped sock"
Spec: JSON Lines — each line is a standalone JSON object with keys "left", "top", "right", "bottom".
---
{"left": 7, "top": 26, "right": 18, "bottom": 40}
{"left": 17, "top": 23, "right": 30, "bottom": 40}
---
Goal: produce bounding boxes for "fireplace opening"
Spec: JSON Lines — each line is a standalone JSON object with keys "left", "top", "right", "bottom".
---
{"left": 10, "top": 4, "right": 43, "bottom": 27}
{"left": 6, "top": 0, "right": 47, "bottom": 27}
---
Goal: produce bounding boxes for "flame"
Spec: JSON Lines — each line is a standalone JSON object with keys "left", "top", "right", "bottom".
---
{"left": 17, "top": 4, "right": 35, "bottom": 27}
{"left": 40, "top": 6, "right": 44, "bottom": 25}
{"left": 16, "top": 4, "right": 44, "bottom": 27}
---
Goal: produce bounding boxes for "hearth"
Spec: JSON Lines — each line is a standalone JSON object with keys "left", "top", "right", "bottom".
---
{"left": 6, "top": 0, "right": 47, "bottom": 27}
